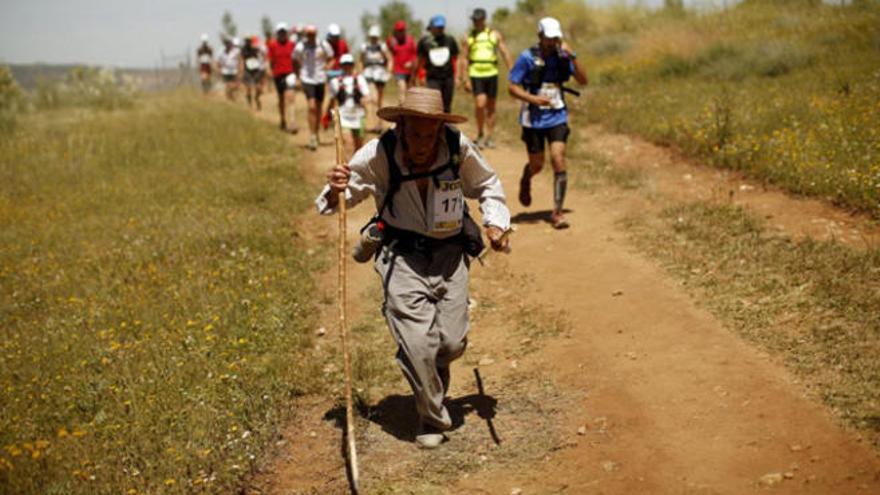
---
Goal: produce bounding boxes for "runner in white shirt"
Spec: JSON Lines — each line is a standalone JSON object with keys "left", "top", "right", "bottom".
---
{"left": 293, "top": 25, "right": 335, "bottom": 150}
{"left": 360, "top": 25, "right": 393, "bottom": 133}
{"left": 330, "top": 54, "right": 371, "bottom": 156}
{"left": 217, "top": 37, "right": 242, "bottom": 101}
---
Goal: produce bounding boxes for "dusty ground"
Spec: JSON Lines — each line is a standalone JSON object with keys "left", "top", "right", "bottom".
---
{"left": 232, "top": 90, "right": 880, "bottom": 494}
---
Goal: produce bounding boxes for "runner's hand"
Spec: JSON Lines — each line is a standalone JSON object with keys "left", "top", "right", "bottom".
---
{"left": 532, "top": 95, "right": 552, "bottom": 107}
{"left": 327, "top": 165, "right": 351, "bottom": 194}
{"left": 560, "top": 41, "right": 573, "bottom": 56}
{"left": 486, "top": 226, "right": 510, "bottom": 252}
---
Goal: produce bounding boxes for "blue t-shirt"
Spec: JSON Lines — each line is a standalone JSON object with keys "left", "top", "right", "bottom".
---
{"left": 508, "top": 47, "right": 574, "bottom": 129}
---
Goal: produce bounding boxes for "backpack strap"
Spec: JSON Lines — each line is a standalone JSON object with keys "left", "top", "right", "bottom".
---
{"left": 378, "top": 130, "right": 402, "bottom": 218}
{"left": 378, "top": 125, "right": 462, "bottom": 218}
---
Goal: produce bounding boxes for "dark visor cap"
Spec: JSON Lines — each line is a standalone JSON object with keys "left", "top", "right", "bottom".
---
{"left": 471, "top": 8, "right": 487, "bottom": 21}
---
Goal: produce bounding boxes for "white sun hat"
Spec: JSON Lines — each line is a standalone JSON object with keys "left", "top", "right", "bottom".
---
{"left": 327, "top": 23, "right": 341, "bottom": 36}
{"left": 200, "top": 33, "right": 209, "bottom": 42}
{"left": 368, "top": 25, "right": 381, "bottom": 38}
{"left": 538, "top": 17, "right": 563, "bottom": 39}
{"left": 340, "top": 53, "right": 355, "bottom": 65}
{"left": 275, "top": 22, "right": 289, "bottom": 32}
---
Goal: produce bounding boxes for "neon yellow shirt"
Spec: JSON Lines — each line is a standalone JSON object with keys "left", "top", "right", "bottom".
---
{"left": 467, "top": 28, "right": 499, "bottom": 78}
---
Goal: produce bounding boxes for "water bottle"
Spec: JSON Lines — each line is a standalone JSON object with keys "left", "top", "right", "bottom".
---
{"left": 352, "top": 221, "right": 384, "bottom": 263}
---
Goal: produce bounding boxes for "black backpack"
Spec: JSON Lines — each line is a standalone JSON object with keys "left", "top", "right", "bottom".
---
{"left": 373, "top": 125, "right": 485, "bottom": 257}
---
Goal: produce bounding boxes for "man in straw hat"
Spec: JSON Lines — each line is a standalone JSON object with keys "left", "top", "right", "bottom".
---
{"left": 315, "top": 87, "right": 511, "bottom": 449}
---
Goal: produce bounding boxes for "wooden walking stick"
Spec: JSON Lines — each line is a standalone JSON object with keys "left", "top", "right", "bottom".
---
{"left": 333, "top": 106, "right": 360, "bottom": 493}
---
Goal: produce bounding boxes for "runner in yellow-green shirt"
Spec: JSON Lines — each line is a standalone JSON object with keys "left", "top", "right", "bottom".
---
{"left": 459, "top": 8, "right": 512, "bottom": 149}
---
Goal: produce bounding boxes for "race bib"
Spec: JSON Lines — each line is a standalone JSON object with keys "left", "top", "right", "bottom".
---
{"left": 428, "top": 47, "right": 451, "bottom": 67}
{"left": 198, "top": 54, "right": 211, "bottom": 64}
{"left": 538, "top": 83, "right": 565, "bottom": 110}
{"left": 245, "top": 58, "right": 260, "bottom": 70}
{"left": 285, "top": 73, "right": 298, "bottom": 88}
{"left": 339, "top": 106, "right": 364, "bottom": 129}
{"left": 432, "top": 179, "right": 464, "bottom": 232}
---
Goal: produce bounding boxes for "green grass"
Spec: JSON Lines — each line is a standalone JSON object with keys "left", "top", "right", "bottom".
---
{"left": 0, "top": 91, "right": 324, "bottom": 494}
{"left": 623, "top": 200, "right": 880, "bottom": 446}
{"left": 582, "top": 1, "right": 880, "bottom": 216}
{"left": 492, "top": 1, "right": 880, "bottom": 217}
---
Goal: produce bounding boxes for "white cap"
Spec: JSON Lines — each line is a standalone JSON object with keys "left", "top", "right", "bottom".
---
{"left": 275, "top": 22, "right": 289, "bottom": 32}
{"left": 232, "top": 37, "right": 241, "bottom": 47}
{"left": 368, "top": 25, "right": 381, "bottom": 38}
{"left": 327, "top": 23, "right": 341, "bottom": 37}
{"left": 538, "top": 17, "right": 563, "bottom": 39}
{"left": 200, "top": 33, "right": 209, "bottom": 42}
{"left": 340, "top": 53, "right": 355, "bottom": 65}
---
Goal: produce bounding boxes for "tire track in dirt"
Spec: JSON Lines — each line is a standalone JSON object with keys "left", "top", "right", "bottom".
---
{"left": 234, "top": 93, "right": 880, "bottom": 494}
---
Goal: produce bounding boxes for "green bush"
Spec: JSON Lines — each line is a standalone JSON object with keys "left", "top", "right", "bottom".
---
{"left": 34, "top": 67, "right": 136, "bottom": 111}
{"left": 0, "top": 66, "right": 24, "bottom": 133}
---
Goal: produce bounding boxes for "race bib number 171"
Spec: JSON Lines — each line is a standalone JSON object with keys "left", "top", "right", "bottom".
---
{"left": 432, "top": 179, "right": 464, "bottom": 232}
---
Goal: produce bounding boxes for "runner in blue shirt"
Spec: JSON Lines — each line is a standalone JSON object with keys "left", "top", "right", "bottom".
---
{"left": 508, "top": 17, "right": 587, "bottom": 229}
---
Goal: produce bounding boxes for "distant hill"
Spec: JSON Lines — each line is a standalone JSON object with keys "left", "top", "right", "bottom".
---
{"left": 6, "top": 63, "right": 193, "bottom": 91}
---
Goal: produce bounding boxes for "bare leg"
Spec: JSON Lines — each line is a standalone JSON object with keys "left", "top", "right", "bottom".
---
{"left": 397, "top": 77, "right": 407, "bottom": 105}
{"left": 549, "top": 141, "right": 569, "bottom": 228}
{"left": 287, "top": 88, "right": 298, "bottom": 133}
{"left": 277, "top": 88, "right": 287, "bottom": 129}
{"left": 486, "top": 96, "right": 497, "bottom": 142}
{"left": 474, "top": 93, "right": 487, "bottom": 141}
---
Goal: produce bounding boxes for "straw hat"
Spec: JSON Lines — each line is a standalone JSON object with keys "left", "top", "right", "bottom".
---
{"left": 377, "top": 88, "right": 467, "bottom": 124}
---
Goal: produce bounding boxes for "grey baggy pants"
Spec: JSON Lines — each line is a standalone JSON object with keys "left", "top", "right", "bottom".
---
{"left": 374, "top": 242, "right": 470, "bottom": 429}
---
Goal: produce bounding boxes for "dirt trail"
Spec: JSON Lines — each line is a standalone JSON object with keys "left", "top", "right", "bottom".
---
{"left": 234, "top": 92, "right": 879, "bottom": 494}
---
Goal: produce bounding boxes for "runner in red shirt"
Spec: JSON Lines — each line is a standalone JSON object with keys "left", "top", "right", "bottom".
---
{"left": 325, "top": 23, "right": 350, "bottom": 78}
{"left": 266, "top": 22, "right": 299, "bottom": 133}
{"left": 387, "top": 20, "right": 417, "bottom": 104}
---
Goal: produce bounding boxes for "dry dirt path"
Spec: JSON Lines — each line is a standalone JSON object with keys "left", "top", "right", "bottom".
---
{"left": 229, "top": 92, "right": 879, "bottom": 494}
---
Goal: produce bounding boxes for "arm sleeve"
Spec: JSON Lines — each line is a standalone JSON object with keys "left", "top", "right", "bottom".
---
{"left": 508, "top": 52, "right": 528, "bottom": 84}
{"left": 314, "top": 139, "right": 385, "bottom": 214}
{"left": 357, "top": 76, "right": 371, "bottom": 97}
{"left": 458, "top": 135, "right": 511, "bottom": 230}
{"left": 449, "top": 37, "right": 459, "bottom": 57}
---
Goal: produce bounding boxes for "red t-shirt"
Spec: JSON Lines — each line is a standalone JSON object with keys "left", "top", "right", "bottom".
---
{"left": 327, "top": 38, "right": 350, "bottom": 70}
{"left": 388, "top": 34, "right": 417, "bottom": 75}
{"left": 266, "top": 38, "right": 295, "bottom": 76}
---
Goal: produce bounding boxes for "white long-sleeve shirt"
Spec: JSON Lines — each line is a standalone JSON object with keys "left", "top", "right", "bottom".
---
{"left": 315, "top": 128, "right": 510, "bottom": 239}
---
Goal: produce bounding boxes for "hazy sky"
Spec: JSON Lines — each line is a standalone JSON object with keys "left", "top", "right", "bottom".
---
{"left": 0, "top": 0, "right": 692, "bottom": 68}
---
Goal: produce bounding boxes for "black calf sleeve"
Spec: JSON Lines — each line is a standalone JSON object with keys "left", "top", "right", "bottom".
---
{"left": 554, "top": 171, "right": 567, "bottom": 212}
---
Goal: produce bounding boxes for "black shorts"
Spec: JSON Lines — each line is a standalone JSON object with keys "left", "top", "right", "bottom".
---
{"left": 521, "top": 123, "right": 570, "bottom": 154}
{"left": 426, "top": 77, "right": 454, "bottom": 113}
{"left": 302, "top": 82, "right": 326, "bottom": 102}
{"left": 222, "top": 74, "right": 236, "bottom": 83}
{"left": 470, "top": 75, "right": 498, "bottom": 98}
{"left": 243, "top": 70, "right": 264, "bottom": 85}
{"left": 274, "top": 74, "right": 291, "bottom": 94}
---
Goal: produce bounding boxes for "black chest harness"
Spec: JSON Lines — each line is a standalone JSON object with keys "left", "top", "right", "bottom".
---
{"left": 525, "top": 44, "right": 580, "bottom": 98}
{"left": 335, "top": 76, "right": 363, "bottom": 106}
{"left": 366, "top": 126, "right": 484, "bottom": 257}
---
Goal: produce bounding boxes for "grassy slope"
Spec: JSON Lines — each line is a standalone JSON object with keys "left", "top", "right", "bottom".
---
{"left": 488, "top": 0, "right": 880, "bottom": 447}
{"left": 0, "top": 92, "right": 323, "bottom": 494}
{"left": 494, "top": 0, "right": 880, "bottom": 216}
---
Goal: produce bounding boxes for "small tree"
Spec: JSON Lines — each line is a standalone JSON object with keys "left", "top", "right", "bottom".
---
{"left": 221, "top": 11, "right": 237, "bottom": 41}
{"left": 492, "top": 7, "right": 511, "bottom": 23}
{"left": 516, "top": 0, "right": 548, "bottom": 15}
{"left": 360, "top": 0, "right": 422, "bottom": 41}
{"left": 261, "top": 15, "right": 273, "bottom": 42}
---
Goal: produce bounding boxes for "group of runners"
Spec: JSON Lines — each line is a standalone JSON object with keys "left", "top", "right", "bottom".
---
{"left": 312, "top": 12, "right": 587, "bottom": 450}
{"left": 197, "top": 10, "right": 585, "bottom": 229}
{"left": 199, "top": 12, "right": 588, "bottom": 448}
